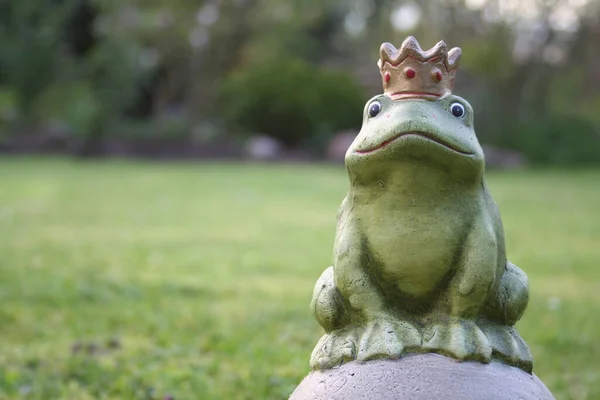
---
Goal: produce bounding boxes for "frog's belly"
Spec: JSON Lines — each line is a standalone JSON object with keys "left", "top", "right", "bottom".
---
{"left": 360, "top": 214, "right": 468, "bottom": 298}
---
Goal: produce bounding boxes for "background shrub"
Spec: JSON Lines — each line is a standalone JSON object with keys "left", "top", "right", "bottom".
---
{"left": 512, "top": 117, "right": 600, "bottom": 165}
{"left": 218, "top": 59, "right": 365, "bottom": 153}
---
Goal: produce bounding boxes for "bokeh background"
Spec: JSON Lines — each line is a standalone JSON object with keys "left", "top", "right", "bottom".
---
{"left": 1, "top": 0, "right": 599, "bottom": 162}
{"left": 1, "top": 1, "right": 600, "bottom": 399}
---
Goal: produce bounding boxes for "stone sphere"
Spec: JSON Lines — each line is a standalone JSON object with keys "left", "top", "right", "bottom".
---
{"left": 290, "top": 354, "right": 555, "bottom": 400}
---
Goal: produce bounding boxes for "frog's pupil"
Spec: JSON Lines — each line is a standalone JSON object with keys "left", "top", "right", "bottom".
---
{"left": 451, "top": 104, "right": 464, "bottom": 117}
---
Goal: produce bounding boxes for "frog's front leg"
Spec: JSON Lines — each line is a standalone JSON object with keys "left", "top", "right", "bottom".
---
{"left": 333, "top": 233, "right": 421, "bottom": 363}
{"left": 423, "top": 214, "right": 497, "bottom": 362}
{"left": 310, "top": 261, "right": 418, "bottom": 368}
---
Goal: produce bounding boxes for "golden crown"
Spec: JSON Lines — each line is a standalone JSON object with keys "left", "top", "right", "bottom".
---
{"left": 378, "top": 36, "right": 462, "bottom": 101}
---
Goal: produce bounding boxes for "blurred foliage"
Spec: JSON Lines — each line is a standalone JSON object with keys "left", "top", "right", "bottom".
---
{"left": 219, "top": 59, "right": 364, "bottom": 149}
{"left": 0, "top": 0, "right": 599, "bottom": 162}
{"left": 0, "top": 88, "right": 19, "bottom": 137}
{"left": 513, "top": 116, "right": 600, "bottom": 165}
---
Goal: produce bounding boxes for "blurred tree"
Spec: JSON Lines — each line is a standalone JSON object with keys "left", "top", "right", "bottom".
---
{"left": 219, "top": 58, "right": 364, "bottom": 151}
{"left": 0, "top": 0, "right": 598, "bottom": 162}
{"left": 0, "top": 0, "right": 73, "bottom": 114}
{"left": 379, "top": 0, "right": 600, "bottom": 163}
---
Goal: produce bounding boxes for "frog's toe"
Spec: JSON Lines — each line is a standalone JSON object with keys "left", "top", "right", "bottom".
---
{"left": 310, "top": 331, "right": 356, "bottom": 370}
{"left": 479, "top": 320, "right": 533, "bottom": 372}
{"left": 423, "top": 318, "right": 492, "bottom": 362}
{"left": 356, "top": 317, "right": 421, "bottom": 362}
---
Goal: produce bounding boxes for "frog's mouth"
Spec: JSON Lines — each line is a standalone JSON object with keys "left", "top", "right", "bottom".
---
{"left": 354, "top": 131, "right": 474, "bottom": 155}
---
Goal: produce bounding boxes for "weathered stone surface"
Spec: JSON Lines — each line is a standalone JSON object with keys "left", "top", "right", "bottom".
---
{"left": 291, "top": 354, "right": 555, "bottom": 400}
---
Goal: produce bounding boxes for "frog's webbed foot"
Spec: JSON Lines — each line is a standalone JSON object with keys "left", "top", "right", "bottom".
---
{"left": 479, "top": 319, "right": 533, "bottom": 372}
{"left": 310, "top": 329, "right": 357, "bottom": 370}
{"left": 423, "top": 318, "right": 492, "bottom": 363}
{"left": 311, "top": 315, "right": 422, "bottom": 369}
{"left": 356, "top": 315, "right": 421, "bottom": 362}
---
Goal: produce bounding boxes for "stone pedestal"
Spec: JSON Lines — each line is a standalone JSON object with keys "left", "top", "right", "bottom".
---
{"left": 290, "top": 354, "right": 555, "bottom": 400}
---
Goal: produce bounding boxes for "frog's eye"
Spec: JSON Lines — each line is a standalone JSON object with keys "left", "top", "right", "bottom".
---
{"left": 450, "top": 102, "right": 466, "bottom": 118}
{"left": 368, "top": 101, "right": 382, "bottom": 118}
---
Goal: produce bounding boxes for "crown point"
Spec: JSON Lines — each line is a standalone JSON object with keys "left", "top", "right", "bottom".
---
{"left": 384, "top": 72, "right": 391, "bottom": 83}
{"left": 405, "top": 68, "right": 416, "bottom": 79}
{"left": 401, "top": 36, "right": 423, "bottom": 53}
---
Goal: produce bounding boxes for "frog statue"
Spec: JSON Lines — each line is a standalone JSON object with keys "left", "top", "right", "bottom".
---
{"left": 309, "top": 36, "right": 533, "bottom": 373}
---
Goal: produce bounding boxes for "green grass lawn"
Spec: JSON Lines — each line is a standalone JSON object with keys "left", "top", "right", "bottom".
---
{"left": 0, "top": 157, "right": 599, "bottom": 400}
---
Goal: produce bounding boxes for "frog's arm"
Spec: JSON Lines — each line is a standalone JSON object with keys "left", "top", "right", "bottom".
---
{"left": 448, "top": 215, "right": 500, "bottom": 317}
{"left": 311, "top": 196, "right": 421, "bottom": 369}
{"left": 437, "top": 185, "right": 507, "bottom": 320}
{"left": 480, "top": 187, "right": 530, "bottom": 326}
{"left": 423, "top": 200, "right": 499, "bottom": 361}
{"left": 333, "top": 196, "right": 388, "bottom": 319}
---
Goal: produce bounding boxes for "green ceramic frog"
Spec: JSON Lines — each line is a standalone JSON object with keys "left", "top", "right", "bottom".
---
{"left": 309, "top": 37, "right": 533, "bottom": 373}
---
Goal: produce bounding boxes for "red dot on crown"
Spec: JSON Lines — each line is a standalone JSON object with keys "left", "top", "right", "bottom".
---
{"left": 384, "top": 72, "right": 391, "bottom": 83}
{"left": 405, "top": 68, "right": 416, "bottom": 79}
